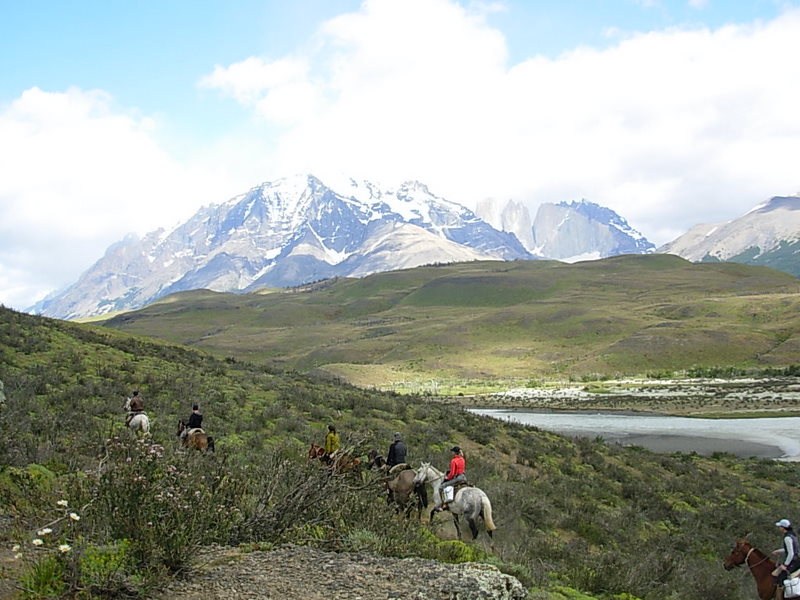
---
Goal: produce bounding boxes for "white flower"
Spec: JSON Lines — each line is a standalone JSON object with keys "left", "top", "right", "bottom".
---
{"left": 69, "top": 513, "right": 80, "bottom": 521}
{"left": 32, "top": 539, "right": 43, "bottom": 546}
{"left": 58, "top": 544, "right": 71, "bottom": 553}
{"left": 14, "top": 553, "right": 23, "bottom": 560}
{"left": 56, "top": 499, "right": 69, "bottom": 507}
{"left": 11, "top": 544, "right": 20, "bottom": 552}
{"left": 37, "top": 528, "right": 53, "bottom": 536}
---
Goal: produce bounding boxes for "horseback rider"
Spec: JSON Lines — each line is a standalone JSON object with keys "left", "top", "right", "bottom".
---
{"left": 386, "top": 432, "right": 407, "bottom": 468}
{"left": 125, "top": 390, "right": 144, "bottom": 426}
{"left": 440, "top": 446, "right": 466, "bottom": 507}
{"left": 324, "top": 425, "right": 340, "bottom": 464}
{"left": 772, "top": 518, "right": 800, "bottom": 599}
{"left": 180, "top": 404, "right": 203, "bottom": 441}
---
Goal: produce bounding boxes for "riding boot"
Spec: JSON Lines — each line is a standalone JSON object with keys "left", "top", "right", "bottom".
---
{"left": 776, "top": 585, "right": 785, "bottom": 600}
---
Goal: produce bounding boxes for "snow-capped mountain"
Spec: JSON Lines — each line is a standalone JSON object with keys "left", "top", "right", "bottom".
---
{"left": 659, "top": 195, "right": 800, "bottom": 276}
{"left": 532, "top": 200, "right": 655, "bottom": 261}
{"left": 476, "top": 198, "right": 654, "bottom": 261}
{"left": 31, "top": 174, "right": 532, "bottom": 319}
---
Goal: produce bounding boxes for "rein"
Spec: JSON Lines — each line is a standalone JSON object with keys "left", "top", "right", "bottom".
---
{"left": 744, "top": 547, "right": 771, "bottom": 570}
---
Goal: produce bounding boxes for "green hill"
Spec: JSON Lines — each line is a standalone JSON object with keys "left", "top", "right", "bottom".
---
{"left": 102, "top": 255, "right": 800, "bottom": 390}
{"left": 2, "top": 306, "right": 800, "bottom": 599}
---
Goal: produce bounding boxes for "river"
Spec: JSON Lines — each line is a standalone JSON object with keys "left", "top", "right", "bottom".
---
{"left": 470, "top": 409, "right": 800, "bottom": 460}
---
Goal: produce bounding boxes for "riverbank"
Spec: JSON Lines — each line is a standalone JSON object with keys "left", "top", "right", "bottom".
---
{"left": 597, "top": 432, "right": 781, "bottom": 459}
{"left": 436, "top": 376, "right": 800, "bottom": 417}
{"left": 473, "top": 408, "right": 800, "bottom": 460}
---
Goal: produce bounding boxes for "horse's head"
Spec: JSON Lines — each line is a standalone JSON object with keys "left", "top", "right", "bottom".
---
{"left": 176, "top": 420, "right": 188, "bottom": 437}
{"left": 308, "top": 443, "right": 324, "bottom": 460}
{"left": 413, "top": 462, "right": 430, "bottom": 484}
{"left": 723, "top": 539, "right": 752, "bottom": 570}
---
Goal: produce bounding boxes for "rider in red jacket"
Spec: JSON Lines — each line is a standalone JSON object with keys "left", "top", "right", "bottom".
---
{"left": 440, "top": 446, "right": 466, "bottom": 506}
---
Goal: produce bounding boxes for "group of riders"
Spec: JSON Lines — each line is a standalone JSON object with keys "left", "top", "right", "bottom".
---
{"left": 125, "top": 394, "right": 466, "bottom": 506}
{"left": 322, "top": 425, "right": 467, "bottom": 508}
{"left": 124, "top": 390, "right": 205, "bottom": 443}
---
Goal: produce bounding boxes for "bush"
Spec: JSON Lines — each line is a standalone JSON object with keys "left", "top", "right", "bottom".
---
{"left": 88, "top": 436, "right": 243, "bottom": 573}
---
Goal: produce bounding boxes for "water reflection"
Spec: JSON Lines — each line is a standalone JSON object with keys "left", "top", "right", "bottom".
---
{"left": 471, "top": 409, "right": 800, "bottom": 460}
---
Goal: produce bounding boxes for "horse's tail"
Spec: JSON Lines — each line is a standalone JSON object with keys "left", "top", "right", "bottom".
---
{"left": 481, "top": 494, "right": 496, "bottom": 531}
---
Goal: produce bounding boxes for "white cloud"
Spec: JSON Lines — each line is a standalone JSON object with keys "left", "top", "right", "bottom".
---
{"left": 0, "top": 87, "right": 233, "bottom": 310}
{"left": 203, "top": 0, "right": 800, "bottom": 246}
{"left": 5, "top": 0, "right": 800, "bottom": 310}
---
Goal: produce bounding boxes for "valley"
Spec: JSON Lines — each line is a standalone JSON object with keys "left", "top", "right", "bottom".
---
{"left": 101, "top": 255, "right": 800, "bottom": 391}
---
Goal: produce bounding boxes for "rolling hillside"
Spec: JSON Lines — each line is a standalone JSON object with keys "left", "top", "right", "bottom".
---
{"left": 101, "top": 254, "right": 800, "bottom": 389}
{"left": 3, "top": 305, "right": 800, "bottom": 600}
{"left": 0, "top": 309, "right": 800, "bottom": 600}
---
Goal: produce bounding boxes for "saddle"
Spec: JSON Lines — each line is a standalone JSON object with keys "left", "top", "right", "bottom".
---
{"left": 125, "top": 411, "right": 144, "bottom": 426}
{"left": 387, "top": 463, "right": 411, "bottom": 475}
{"left": 440, "top": 479, "right": 472, "bottom": 505}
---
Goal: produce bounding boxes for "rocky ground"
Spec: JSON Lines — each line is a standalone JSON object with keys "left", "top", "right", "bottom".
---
{"left": 155, "top": 544, "right": 528, "bottom": 600}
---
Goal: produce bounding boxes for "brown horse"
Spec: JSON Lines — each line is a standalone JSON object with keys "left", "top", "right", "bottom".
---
{"left": 308, "top": 443, "right": 362, "bottom": 473}
{"left": 177, "top": 420, "right": 215, "bottom": 452}
{"left": 308, "top": 443, "right": 326, "bottom": 460}
{"left": 723, "top": 539, "right": 776, "bottom": 600}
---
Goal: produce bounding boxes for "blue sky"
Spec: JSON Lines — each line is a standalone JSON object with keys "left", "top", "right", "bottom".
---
{"left": 2, "top": 0, "right": 800, "bottom": 311}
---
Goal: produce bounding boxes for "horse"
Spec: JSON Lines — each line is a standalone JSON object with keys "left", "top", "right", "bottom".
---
{"left": 367, "top": 449, "right": 388, "bottom": 471}
{"left": 413, "top": 462, "right": 496, "bottom": 540}
{"left": 308, "top": 443, "right": 326, "bottom": 461}
{"left": 382, "top": 464, "right": 427, "bottom": 518}
{"left": 723, "top": 539, "right": 777, "bottom": 600}
{"left": 177, "top": 419, "right": 215, "bottom": 452}
{"left": 123, "top": 398, "right": 150, "bottom": 436}
{"left": 308, "top": 443, "right": 361, "bottom": 474}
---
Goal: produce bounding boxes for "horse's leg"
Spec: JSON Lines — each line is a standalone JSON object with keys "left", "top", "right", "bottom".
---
{"left": 467, "top": 516, "right": 479, "bottom": 540}
{"left": 452, "top": 514, "right": 462, "bottom": 540}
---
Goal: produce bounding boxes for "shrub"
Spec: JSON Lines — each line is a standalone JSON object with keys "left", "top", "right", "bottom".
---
{"left": 88, "top": 436, "right": 243, "bottom": 574}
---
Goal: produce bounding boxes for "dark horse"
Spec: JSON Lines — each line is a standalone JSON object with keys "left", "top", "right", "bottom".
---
{"left": 177, "top": 420, "right": 215, "bottom": 452}
{"left": 723, "top": 539, "right": 777, "bottom": 600}
{"left": 367, "top": 448, "right": 388, "bottom": 471}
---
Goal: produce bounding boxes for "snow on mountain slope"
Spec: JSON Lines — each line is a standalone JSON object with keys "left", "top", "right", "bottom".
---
{"left": 31, "top": 174, "right": 531, "bottom": 319}
{"left": 659, "top": 195, "right": 800, "bottom": 262}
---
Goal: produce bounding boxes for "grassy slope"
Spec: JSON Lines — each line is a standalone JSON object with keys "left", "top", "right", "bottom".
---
{"left": 3, "top": 306, "right": 800, "bottom": 599}
{"left": 102, "top": 255, "right": 800, "bottom": 389}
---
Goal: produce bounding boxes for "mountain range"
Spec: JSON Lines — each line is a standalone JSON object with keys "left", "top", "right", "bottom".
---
{"left": 31, "top": 175, "right": 650, "bottom": 319}
{"left": 476, "top": 197, "right": 654, "bottom": 260}
{"left": 29, "top": 174, "right": 800, "bottom": 320}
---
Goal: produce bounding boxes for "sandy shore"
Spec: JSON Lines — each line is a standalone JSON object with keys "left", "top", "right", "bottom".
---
{"left": 582, "top": 432, "right": 782, "bottom": 459}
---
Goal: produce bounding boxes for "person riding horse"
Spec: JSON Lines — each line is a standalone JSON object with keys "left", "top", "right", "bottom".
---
{"left": 180, "top": 404, "right": 204, "bottom": 441}
{"left": 386, "top": 432, "right": 407, "bottom": 468}
{"left": 772, "top": 519, "right": 800, "bottom": 600}
{"left": 440, "top": 446, "right": 466, "bottom": 508}
{"left": 324, "top": 425, "right": 340, "bottom": 464}
{"left": 125, "top": 390, "right": 144, "bottom": 426}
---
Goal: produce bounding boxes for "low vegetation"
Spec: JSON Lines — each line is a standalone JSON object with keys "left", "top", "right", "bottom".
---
{"left": 100, "top": 255, "right": 800, "bottom": 390}
{"left": 3, "top": 305, "right": 800, "bottom": 599}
